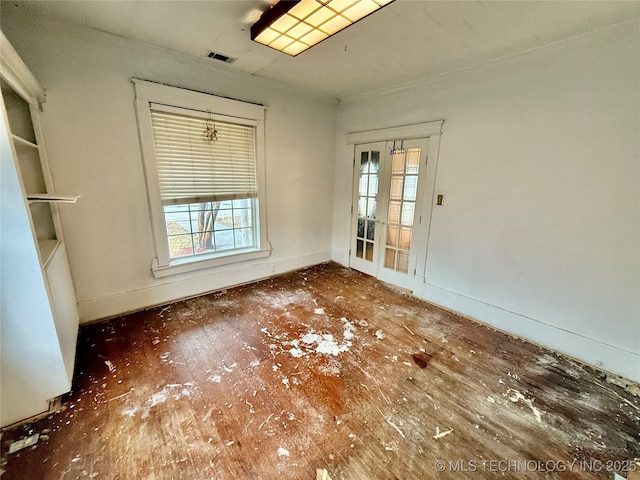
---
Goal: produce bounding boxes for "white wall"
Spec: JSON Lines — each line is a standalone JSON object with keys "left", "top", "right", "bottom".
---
{"left": 333, "top": 22, "right": 640, "bottom": 382}
{"left": 1, "top": 7, "right": 337, "bottom": 323}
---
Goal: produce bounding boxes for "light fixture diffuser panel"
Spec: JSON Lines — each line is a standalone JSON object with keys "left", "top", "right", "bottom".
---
{"left": 251, "top": 0, "right": 395, "bottom": 56}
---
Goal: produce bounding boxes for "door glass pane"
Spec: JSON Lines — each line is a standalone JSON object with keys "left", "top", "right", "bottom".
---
{"left": 388, "top": 201, "right": 401, "bottom": 223}
{"left": 368, "top": 175, "right": 379, "bottom": 195}
{"left": 399, "top": 227, "right": 412, "bottom": 249}
{"left": 365, "top": 242, "right": 374, "bottom": 261}
{"left": 367, "top": 197, "right": 376, "bottom": 218}
{"left": 386, "top": 226, "right": 399, "bottom": 247}
{"left": 358, "top": 198, "right": 366, "bottom": 216}
{"left": 384, "top": 248, "right": 396, "bottom": 269}
{"left": 401, "top": 203, "right": 415, "bottom": 225}
{"left": 359, "top": 175, "right": 368, "bottom": 195}
{"left": 389, "top": 176, "right": 403, "bottom": 200}
{"left": 397, "top": 251, "right": 409, "bottom": 273}
{"left": 392, "top": 153, "right": 404, "bottom": 174}
{"left": 356, "top": 239, "right": 364, "bottom": 258}
{"left": 357, "top": 218, "right": 365, "bottom": 237}
{"left": 370, "top": 151, "right": 379, "bottom": 172}
{"left": 406, "top": 148, "right": 420, "bottom": 173}
{"left": 361, "top": 151, "right": 369, "bottom": 171}
{"left": 366, "top": 220, "right": 375, "bottom": 240}
{"left": 403, "top": 176, "right": 417, "bottom": 201}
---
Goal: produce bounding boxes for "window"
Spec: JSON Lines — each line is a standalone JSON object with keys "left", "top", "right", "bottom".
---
{"left": 164, "top": 200, "right": 256, "bottom": 258}
{"left": 134, "top": 79, "right": 270, "bottom": 277}
{"left": 150, "top": 108, "right": 258, "bottom": 259}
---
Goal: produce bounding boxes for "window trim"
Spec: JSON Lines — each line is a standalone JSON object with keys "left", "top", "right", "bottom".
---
{"left": 133, "top": 79, "right": 270, "bottom": 277}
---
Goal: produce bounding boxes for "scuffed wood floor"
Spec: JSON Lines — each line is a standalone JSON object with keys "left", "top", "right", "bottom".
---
{"left": 1, "top": 263, "right": 639, "bottom": 479}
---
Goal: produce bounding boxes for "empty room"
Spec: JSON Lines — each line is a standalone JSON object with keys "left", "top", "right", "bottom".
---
{"left": 1, "top": 0, "right": 638, "bottom": 478}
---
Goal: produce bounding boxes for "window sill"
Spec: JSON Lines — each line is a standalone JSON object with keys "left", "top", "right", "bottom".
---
{"left": 151, "top": 245, "right": 272, "bottom": 278}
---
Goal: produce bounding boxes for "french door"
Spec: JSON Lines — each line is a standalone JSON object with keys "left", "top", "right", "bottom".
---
{"left": 349, "top": 138, "right": 429, "bottom": 288}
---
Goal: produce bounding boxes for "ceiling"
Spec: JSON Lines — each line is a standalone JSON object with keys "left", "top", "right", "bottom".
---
{"left": 6, "top": 0, "right": 639, "bottom": 100}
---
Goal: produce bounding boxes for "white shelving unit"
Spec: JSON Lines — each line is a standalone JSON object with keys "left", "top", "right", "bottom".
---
{"left": 0, "top": 31, "right": 80, "bottom": 427}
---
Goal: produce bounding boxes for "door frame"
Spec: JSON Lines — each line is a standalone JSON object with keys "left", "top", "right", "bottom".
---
{"left": 347, "top": 120, "right": 444, "bottom": 285}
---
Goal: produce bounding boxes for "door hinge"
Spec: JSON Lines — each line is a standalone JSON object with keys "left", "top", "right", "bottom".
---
{"left": 414, "top": 268, "right": 417, "bottom": 275}
{"left": 351, "top": 205, "right": 353, "bottom": 214}
{"left": 419, "top": 215, "right": 422, "bottom": 223}
{"left": 348, "top": 248, "right": 352, "bottom": 255}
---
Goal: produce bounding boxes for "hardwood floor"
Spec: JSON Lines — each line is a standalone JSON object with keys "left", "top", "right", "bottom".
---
{"left": 2, "top": 262, "right": 638, "bottom": 479}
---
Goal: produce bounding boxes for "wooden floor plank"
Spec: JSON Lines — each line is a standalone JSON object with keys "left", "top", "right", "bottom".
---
{"left": 1, "top": 262, "right": 638, "bottom": 479}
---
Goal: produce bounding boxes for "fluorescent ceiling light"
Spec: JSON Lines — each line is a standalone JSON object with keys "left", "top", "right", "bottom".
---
{"left": 251, "top": 0, "right": 394, "bottom": 56}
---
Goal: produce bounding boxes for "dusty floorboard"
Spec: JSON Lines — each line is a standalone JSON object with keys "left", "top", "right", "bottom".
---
{"left": 1, "top": 262, "right": 639, "bottom": 479}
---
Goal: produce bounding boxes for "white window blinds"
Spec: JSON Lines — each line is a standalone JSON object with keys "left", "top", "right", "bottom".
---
{"left": 149, "top": 105, "right": 258, "bottom": 205}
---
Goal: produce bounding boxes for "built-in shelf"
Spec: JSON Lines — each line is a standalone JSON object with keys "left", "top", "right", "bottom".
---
{"left": 39, "top": 238, "right": 61, "bottom": 267}
{"left": 1, "top": 30, "right": 79, "bottom": 429}
{"left": 27, "top": 194, "right": 81, "bottom": 204}
{"left": 11, "top": 133, "right": 37, "bottom": 149}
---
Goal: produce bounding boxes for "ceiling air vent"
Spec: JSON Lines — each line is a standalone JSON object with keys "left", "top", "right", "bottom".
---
{"left": 206, "top": 51, "right": 236, "bottom": 64}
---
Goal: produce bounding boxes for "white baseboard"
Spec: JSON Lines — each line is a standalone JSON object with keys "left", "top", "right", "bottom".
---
{"left": 415, "top": 282, "right": 640, "bottom": 384}
{"left": 78, "top": 250, "right": 331, "bottom": 323}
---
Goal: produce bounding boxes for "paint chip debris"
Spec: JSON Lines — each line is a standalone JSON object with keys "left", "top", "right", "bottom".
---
{"left": 384, "top": 441, "right": 398, "bottom": 452}
{"left": 277, "top": 447, "right": 290, "bottom": 457}
{"left": 316, "top": 334, "right": 348, "bottom": 355}
{"left": 222, "top": 363, "right": 237, "bottom": 373}
{"left": 286, "top": 320, "right": 355, "bottom": 358}
{"left": 289, "top": 348, "right": 305, "bottom": 358}
{"left": 148, "top": 390, "right": 170, "bottom": 408}
{"left": 122, "top": 384, "right": 194, "bottom": 419}
{"left": 374, "top": 330, "right": 386, "bottom": 340}
{"left": 202, "top": 408, "right": 214, "bottom": 422}
{"left": 507, "top": 388, "right": 543, "bottom": 422}
{"left": 316, "top": 468, "right": 333, "bottom": 480}
{"left": 433, "top": 427, "right": 453, "bottom": 440}
{"left": 105, "top": 360, "right": 116, "bottom": 372}
{"left": 314, "top": 308, "right": 325, "bottom": 315}
{"left": 318, "top": 361, "right": 341, "bottom": 377}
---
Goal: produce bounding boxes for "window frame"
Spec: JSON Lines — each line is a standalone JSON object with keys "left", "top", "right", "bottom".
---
{"left": 133, "top": 79, "right": 270, "bottom": 278}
